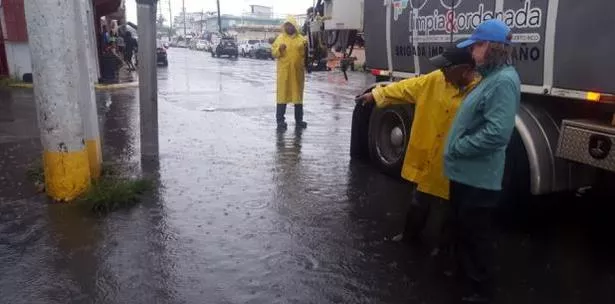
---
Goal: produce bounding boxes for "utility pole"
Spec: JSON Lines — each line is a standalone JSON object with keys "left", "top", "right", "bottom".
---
{"left": 201, "top": 9, "right": 204, "bottom": 35}
{"left": 136, "top": 0, "right": 159, "bottom": 159}
{"left": 168, "top": 0, "right": 173, "bottom": 39}
{"left": 182, "top": 0, "right": 186, "bottom": 37}
{"left": 24, "top": 0, "right": 92, "bottom": 201}
{"left": 217, "top": 0, "right": 222, "bottom": 34}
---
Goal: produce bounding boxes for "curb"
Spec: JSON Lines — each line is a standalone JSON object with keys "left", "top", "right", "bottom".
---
{"left": 95, "top": 82, "right": 139, "bottom": 90}
{"left": 8, "top": 81, "right": 139, "bottom": 90}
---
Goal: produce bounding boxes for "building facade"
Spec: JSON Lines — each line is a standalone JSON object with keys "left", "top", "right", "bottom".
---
{"left": 0, "top": 0, "right": 124, "bottom": 80}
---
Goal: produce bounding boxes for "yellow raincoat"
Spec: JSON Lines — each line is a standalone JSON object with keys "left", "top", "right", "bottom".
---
{"left": 272, "top": 17, "right": 307, "bottom": 104}
{"left": 372, "top": 70, "right": 479, "bottom": 199}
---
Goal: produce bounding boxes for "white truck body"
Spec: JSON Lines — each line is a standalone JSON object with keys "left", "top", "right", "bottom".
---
{"left": 318, "top": 0, "right": 615, "bottom": 195}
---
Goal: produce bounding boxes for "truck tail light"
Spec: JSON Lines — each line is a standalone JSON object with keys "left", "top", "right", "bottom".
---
{"left": 586, "top": 92, "right": 601, "bottom": 102}
{"left": 586, "top": 92, "right": 615, "bottom": 103}
{"left": 370, "top": 69, "right": 389, "bottom": 76}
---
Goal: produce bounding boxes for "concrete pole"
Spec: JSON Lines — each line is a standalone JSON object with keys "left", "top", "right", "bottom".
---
{"left": 76, "top": 0, "right": 103, "bottom": 179}
{"left": 136, "top": 0, "right": 159, "bottom": 159}
{"left": 24, "top": 0, "right": 91, "bottom": 201}
{"left": 85, "top": 0, "right": 101, "bottom": 82}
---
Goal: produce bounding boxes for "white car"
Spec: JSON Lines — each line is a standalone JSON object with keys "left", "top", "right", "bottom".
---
{"left": 239, "top": 39, "right": 261, "bottom": 57}
{"left": 195, "top": 40, "right": 208, "bottom": 51}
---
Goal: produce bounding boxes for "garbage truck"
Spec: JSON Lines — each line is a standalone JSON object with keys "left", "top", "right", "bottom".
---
{"left": 311, "top": 0, "right": 615, "bottom": 200}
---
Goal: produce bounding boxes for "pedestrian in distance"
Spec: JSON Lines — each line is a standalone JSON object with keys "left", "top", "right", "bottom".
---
{"left": 272, "top": 16, "right": 308, "bottom": 130}
{"left": 356, "top": 45, "right": 479, "bottom": 255}
{"left": 444, "top": 19, "right": 521, "bottom": 303}
{"left": 123, "top": 31, "right": 138, "bottom": 71}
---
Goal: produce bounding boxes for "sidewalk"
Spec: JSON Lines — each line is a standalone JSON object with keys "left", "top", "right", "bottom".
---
{"left": 0, "top": 89, "right": 42, "bottom": 201}
{"left": 6, "top": 69, "right": 139, "bottom": 90}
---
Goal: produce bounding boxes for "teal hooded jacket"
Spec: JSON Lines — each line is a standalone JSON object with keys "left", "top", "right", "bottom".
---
{"left": 443, "top": 65, "right": 521, "bottom": 192}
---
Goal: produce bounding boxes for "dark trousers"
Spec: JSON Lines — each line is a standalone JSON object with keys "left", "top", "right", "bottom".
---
{"left": 403, "top": 190, "right": 453, "bottom": 251}
{"left": 450, "top": 181, "right": 500, "bottom": 298}
{"left": 124, "top": 52, "right": 135, "bottom": 69}
{"left": 276, "top": 104, "right": 304, "bottom": 124}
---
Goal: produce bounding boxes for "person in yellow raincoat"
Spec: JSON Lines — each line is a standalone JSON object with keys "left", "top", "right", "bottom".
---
{"left": 357, "top": 46, "right": 479, "bottom": 252}
{"left": 272, "top": 17, "right": 308, "bottom": 130}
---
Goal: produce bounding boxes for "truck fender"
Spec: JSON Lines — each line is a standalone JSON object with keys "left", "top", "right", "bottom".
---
{"left": 515, "top": 102, "right": 594, "bottom": 195}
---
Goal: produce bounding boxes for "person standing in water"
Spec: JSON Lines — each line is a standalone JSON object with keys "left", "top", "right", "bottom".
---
{"left": 444, "top": 19, "right": 521, "bottom": 303}
{"left": 272, "top": 17, "right": 308, "bottom": 130}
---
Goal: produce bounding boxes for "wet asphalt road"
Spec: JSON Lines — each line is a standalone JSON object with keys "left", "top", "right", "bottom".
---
{"left": 1, "top": 48, "right": 615, "bottom": 304}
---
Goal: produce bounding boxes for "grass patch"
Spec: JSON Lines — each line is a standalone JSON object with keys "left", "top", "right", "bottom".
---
{"left": 77, "top": 176, "right": 153, "bottom": 214}
{"left": 25, "top": 161, "right": 154, "bottom": 214}
{"left": 0, "top": 76, "right": 17, "bottom": 88}
{"left": 26, "top": 161, "right": 44, "bottom": 185}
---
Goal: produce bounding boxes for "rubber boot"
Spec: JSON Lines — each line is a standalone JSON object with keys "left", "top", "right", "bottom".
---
{"left": 276, "top": 104, "right": 287, "bottom": 130}
{"left": 295, "top": 104, "right": 307, "bottom": 128}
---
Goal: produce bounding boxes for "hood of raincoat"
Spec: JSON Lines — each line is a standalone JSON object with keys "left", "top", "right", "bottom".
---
{"left": 281, "top": 16, "right": 301, "bottom": 37}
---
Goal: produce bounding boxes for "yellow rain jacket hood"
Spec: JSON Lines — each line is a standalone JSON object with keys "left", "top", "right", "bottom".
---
{"left": 272, "top": 16, "right": 307, "bottom": 104}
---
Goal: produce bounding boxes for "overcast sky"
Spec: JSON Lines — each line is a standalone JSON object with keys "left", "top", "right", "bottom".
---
{"left": 126, "top": 0, "right": 315, "bottom": 23}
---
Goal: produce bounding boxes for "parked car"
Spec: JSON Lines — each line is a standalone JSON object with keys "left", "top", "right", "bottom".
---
{"left": 212, "top": 38, "right": 239, "bottom": 58}
{"left": 195, "top": 40, "right": 208, "bottom": 51}
{"left": 249, "top": 42, "right": 273, "bottom": 60}
{"left": 176, "top": 40, "right": 188, "bottom": 48}
{"left": 157, "top": 40, "right": 168, "bottom": 66}
{"left": 239, "top": 39, "right": 260, "bottom": 57}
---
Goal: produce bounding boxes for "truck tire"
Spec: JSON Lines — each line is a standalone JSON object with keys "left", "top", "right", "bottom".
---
{"left": 350, "top": 101, "right": 374, "bottom": 160}
{"left": 375, "top": 76, "right": 390, "bottom": 82}
{"left": 367, "top": 105, "right": 413, "bottom": 177}
{"left": 350, "top": 82, "right": 394, "bottom": 160}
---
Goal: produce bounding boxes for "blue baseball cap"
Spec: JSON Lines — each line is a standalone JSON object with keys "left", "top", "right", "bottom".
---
{"left": 457, "top": 19, "right": 512, "bottom": 48}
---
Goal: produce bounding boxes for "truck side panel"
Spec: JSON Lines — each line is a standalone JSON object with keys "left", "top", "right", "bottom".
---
{"left": 364, "top": 0, "right": 615, "bottom": 95}
{"left": 503, "top": 0, "right": 548, "bottom": 86}
{"left": 553, "top": 0, "right": 615, "bottom": 94}
{"left": 363, "top": 0, "right": 389, "bottom": 71}
{"left": 389, "top": 0, "right": 416, "bottom": 73}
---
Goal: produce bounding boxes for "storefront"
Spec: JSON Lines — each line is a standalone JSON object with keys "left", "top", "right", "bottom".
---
{"left": 0, "top": 0, "right": 123, "bottom": 80}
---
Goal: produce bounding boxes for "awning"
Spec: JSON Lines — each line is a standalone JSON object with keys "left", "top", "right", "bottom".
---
{"left": 94, "top": 0, "right": 122, "bottom": 18}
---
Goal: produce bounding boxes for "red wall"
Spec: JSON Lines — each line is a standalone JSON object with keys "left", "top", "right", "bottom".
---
{"left": 2, "top": 0, "right": 28, "bottom": 42}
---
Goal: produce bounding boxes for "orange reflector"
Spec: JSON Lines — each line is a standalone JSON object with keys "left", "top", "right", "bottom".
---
{"left": 586, "top": 92, "right": 601, "bottom": 102}
{"left": 371, "top": 69, "right": 382, "bottom": 76}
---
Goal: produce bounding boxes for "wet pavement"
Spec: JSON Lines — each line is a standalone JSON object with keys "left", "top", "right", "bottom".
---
{"left": 1, "top": 48, "right": 615, "bottom": 304}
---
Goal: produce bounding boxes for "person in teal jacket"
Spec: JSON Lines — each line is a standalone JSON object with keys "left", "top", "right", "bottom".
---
{"left": 443, "top": 19, "right": 521, "bottom": 303}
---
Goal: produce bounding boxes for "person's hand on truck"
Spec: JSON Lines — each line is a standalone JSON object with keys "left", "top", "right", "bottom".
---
{"left": 355, "top": 92, "right": 375, "bottom": 105}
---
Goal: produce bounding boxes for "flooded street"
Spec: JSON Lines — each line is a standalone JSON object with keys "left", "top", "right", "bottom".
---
{"left": 1, "top": 48, "right": 614, "bottom": 304}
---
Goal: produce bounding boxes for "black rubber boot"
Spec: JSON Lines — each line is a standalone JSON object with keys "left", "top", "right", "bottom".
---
{"left": 276, "top": 104, "right": 288, "bottom": 130}
{"left": 294, "top": 104, "right": 307, "bottom": 128}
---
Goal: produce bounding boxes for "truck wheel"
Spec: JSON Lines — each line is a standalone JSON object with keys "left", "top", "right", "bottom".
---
{"left": 350, "top": 102, "right": 374, "bottom": 160}
{"left": 367, "top": 105, "right": 413, "bottom": 177}
{"left": 375, "top": 76, "right": 390, "bottom": 82}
